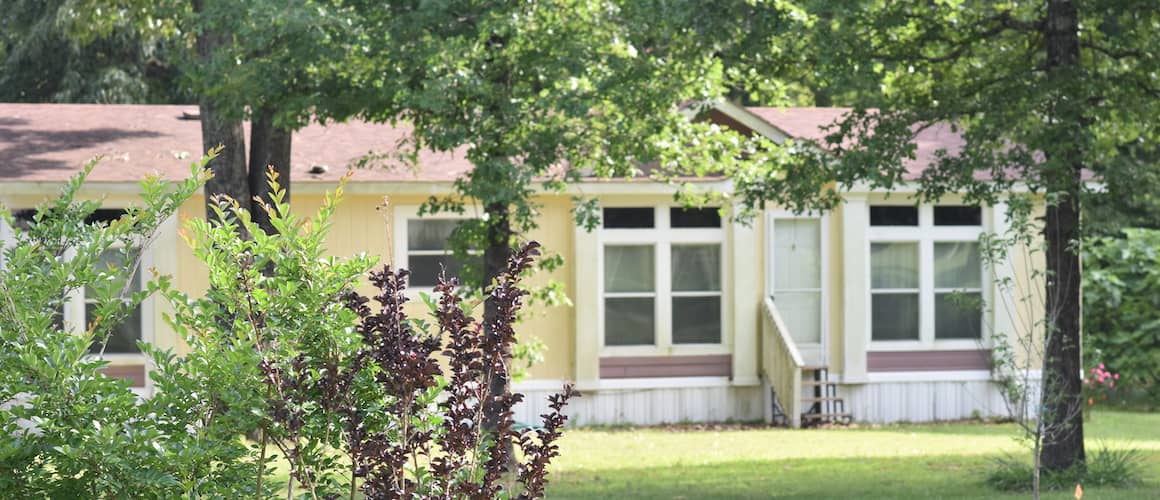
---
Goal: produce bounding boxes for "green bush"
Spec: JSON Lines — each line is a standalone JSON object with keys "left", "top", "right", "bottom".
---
{"left": 0, "top": 160, "right": 207, "bottom": 498}
{"left": 1084, "top": 228, "right": 1160, "bottom": 406}
{"left": 985, "top": 444, "right": 1144, "bottom": 492}
{"left": 2, "top": 164, "right": 575, "bottom": 499}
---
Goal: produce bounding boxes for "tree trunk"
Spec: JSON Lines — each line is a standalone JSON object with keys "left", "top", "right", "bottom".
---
{"left": 194, "top": 0, "right": 250, "bottom": 229}
{"left": 249, "top": 106, "right": 293, "bottom": 235}
{"left": 482, "top": 201, "right": 513, "bottom": 433}
{"left": 1039, "top": 0, "right": 1085, "bottom": 472}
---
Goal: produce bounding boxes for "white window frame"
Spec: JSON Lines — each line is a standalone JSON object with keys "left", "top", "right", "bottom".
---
{"left": 392, "top": 205, "right": 481, "bottom": 294}
{"left": 765, "top": 212, "right": 829, "bottom": 356}
{"left": 866, "top": 203, "right": 989, "bottom": 351}
{"left": 0, "top": 207, "right": 153, "bottom": 363}
{"left": 599, "top": 205, "right": 729, "bottom": 357}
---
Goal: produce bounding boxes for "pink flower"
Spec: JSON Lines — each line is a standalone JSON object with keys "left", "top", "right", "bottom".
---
{"left": 1114, "top": 374, "right": 1120, "bottom": 380}
{"left": 1099, "top": 363, "right": 1105, "bottom": 369}
{"left": 1109, "top": 382, "right": 1115, "bottom": 388}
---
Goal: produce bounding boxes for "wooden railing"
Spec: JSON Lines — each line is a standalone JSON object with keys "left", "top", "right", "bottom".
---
{"left": 761, "top": 296, "right": 804, "bottom": 428}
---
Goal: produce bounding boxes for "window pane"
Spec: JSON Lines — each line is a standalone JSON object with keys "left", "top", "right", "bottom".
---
{"left": 869, "top": 206, "right": 918, "bottom": 226}
{"left": 672, "top": 296, "right": 721, "bottom": 344}
{"left": 934, "top": 206, "right": 982, "bottom": 226}
{"left": 934, "top": 242, "right": 982, "bottom": 289}
{"left": 407, "top": 219, "right": 458, "bottom": 251}
{"left": 83, "top": 249, "right": 144, "bottom": 351}
{"left": 605, "top": 297, "right": 655, "bottom": 345}
{"left": 671, "top": 245, "right": 720, "bottom": 291}
{"left": 936, "top": 292, "right": 983, "bottom": 339}
{"left": 409, "top": 254, "right": 469, "bottom": 287}
{"left": 87, "top": 304, "right": 142, "bottom": 354}
{"left": 603, "top": 208, "right": 654, "bottom": 228}
{"left": 871, "top": 294, "right": 919, "bottom": 340}
{"left": 773, "top": 291, "right": 821, "bottom": 344}
{"left": 670, "top": 207, "right": 721, "bottom": 228}
{"left": 871, "top": 243, "right": 918, "bottom": 289}
{"left": 605, "top": 246, "right": 654, "bottom": 292}
{"left": 84, "top": 209, "right": 128, "bottom": 226}
{"left": 93, "top": 249, "right": 141, "bottom": 293}
{"left": 773, "top": 219, "right": 821, "bottom": 290}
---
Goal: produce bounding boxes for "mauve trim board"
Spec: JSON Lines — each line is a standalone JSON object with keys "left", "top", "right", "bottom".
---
{"left": 867, "top": 350, "right": 991, "bottom": 372}
{"left": 600, "top": 354, "right": 732, "bottom": 379}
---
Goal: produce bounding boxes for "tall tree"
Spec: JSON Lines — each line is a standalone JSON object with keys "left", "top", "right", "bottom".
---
{"left": 72, "top": 0, "right": 367, "bottom": 234}
{"left": 721, "top": 0, "right": 1160, "bottom": 471}
{"left": 0, "top": 0, "right": 187, "bottom": 103}
{"left": 358, "top": 0, "right": 805, "bottom": 432}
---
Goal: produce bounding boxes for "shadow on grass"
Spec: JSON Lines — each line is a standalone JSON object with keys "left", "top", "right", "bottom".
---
{"left": 547, "top": 453, "right": 1160, "bottom": 500}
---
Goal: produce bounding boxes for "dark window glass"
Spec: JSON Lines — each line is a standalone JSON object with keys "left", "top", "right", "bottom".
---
{"left": 934, "top": 206, "right": 982, "bottom": 226}
{"left": 871, "top": 294, "right": 919, "bottom": 340}
{"left": 408, "top": 219, "right": 459, "bottom": 251}
{"left": 605, "top": 297, "right": 655, "bottom": 345}
{"left": 12, "top": 209, "right": 36, "bottom": 230}
{"left": 672, "top": 296, "right": 721, "bottom": 343}
{"left": 85, "top": 209, "right": 128, "bottom": 226}
{"left": 12, "top": 208, "right": 126, "bottom": 229}
{"left": 603, "top": 208, "right": 654, "bottom": 228}
{"left": 869, "top": 206, "right": 918, "bottom": 226}
{"left": 87, "top": 306, "right": 142, "bottom": 353}
{"left": 670, "top": 207, "right": 721, "bottom": 228}
{"left": 935, "top": 292, "right": 983, "bottom": 339}
{"left": 408, "top": 254, "right": 479, "bottom": 288}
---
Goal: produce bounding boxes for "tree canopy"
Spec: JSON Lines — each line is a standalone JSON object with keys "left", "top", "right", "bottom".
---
{"left": 722, "top": 0, "right": 1160, "bottom": 472}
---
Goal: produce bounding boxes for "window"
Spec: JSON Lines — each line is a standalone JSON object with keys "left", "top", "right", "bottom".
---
{"left": 601, "top": 207, "right": 724, "bottom": 349}
{"left": 868, "top": 205, "right": 984, "bottom": 345}
{"left": 395, "top": 207, "right": 481, "bottom": 289}
{"left": 9, "top": 208, "right": 148, "bottom": 355}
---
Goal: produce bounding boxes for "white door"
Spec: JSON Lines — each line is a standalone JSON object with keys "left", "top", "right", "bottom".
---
{"left": 769, "top": 215, "right": 827, "bottom": 366}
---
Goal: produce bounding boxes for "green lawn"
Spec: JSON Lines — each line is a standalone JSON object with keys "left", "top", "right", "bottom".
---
{"left": 545, "top": 411, "right": 1160, "bottom": 499}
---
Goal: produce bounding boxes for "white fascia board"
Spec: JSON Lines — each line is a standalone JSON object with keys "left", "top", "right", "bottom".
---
{"left": 843, "top": 180, "right": 1034, "bottom": 196}
{"left": 564, "top": 179, "right": 733, "bottom": 196}
{"left": 710, "top": 101, "right": 792, "bottom": 144}
{"left": 2, "top": 178, "right": 736, "bottom": 199}
{"left": 0, "top": 182, "right": 144, "bottom": 195}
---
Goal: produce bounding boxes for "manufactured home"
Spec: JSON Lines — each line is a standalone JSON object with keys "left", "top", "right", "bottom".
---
{"left": 0, "top": 103, "right": 1042, "bottom": 427}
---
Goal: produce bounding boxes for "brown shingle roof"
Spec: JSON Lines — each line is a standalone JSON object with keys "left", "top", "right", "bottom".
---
{"left": 0, "top": 103, "right": 472, "bottom": 183}
{"left": 0, "top": 103, "right": 970, "bottom": 185}
{"left": 747, "top": 107, "right": 965, "bottom": 179}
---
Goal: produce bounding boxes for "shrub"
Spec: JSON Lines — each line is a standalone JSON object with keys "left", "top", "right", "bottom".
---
{"left": 158, "top": 172, "right": 577, "bottom": 498}
{"left": 1084, "top": 228, "right": 1160, "bottom": 406}
{"left": 0, "top": 159, "right": 207, "bottom": 498}
{"left": 2, "top": 163, "right": 575, "bottom": 499}
{"left": 986, "top": 444, "right": 1144, "bottom": 492}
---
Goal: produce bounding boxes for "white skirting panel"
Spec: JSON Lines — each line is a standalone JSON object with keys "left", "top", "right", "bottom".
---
{"left": 842, "top": 378, "right": 1040, "bottom": 424}
{"left": 513, "top": 385, "right": 765, "bottom": 427}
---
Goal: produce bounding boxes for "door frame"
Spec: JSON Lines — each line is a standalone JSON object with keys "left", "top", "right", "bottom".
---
{"left": 765, "top": 210, "right": 829, "bottom": 366}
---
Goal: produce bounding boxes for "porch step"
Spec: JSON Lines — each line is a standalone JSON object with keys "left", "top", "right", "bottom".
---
{"left": 802, "top": 412, "right": 851, "bottom": 420}
{"left": 800, "top": 365, "right": 850, "bottom": 428}
{"left": 802, "top": 396, "right": 844, "bottom": 403}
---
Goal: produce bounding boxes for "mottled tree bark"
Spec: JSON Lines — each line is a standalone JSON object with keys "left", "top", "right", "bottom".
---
{"left": 249, "top": 106, "right": 292, "bottom": 235}
{"left": 482, "top": 200, "right": 513, "bottom": 433}
{"left": 1039, "top": 0, "right": 1085, "bottom": 472}
{"left": 194, "top": 0, "right": 250, "bottom": 230}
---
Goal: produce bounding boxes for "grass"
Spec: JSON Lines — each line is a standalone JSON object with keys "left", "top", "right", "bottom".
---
{"left": 545, "top": 411, "right": 1160, "bottom": 499}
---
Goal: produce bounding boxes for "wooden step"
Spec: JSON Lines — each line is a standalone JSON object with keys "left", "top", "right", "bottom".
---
{"left": 802, "top": 380, "right": 838, "bottom": 387}
{"left": 801, "top": 412, "right": 851, "bottom": 420}
{"left": 802, "top": 396, "right": 844, "bottom": 403}
{"left": 802, "top": 365, "right": 829, "bottom": 371}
